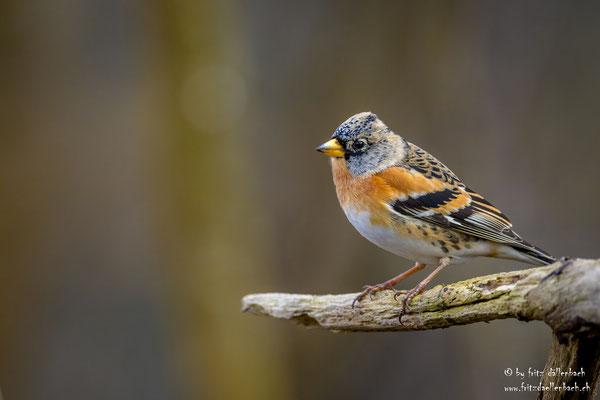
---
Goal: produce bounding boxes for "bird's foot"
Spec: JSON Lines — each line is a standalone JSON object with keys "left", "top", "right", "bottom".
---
{"left": 397, "top": 286, "right": 426, "bottom": 324}
{"left": 352, "top": 282, "right": 407, "bottom": 308}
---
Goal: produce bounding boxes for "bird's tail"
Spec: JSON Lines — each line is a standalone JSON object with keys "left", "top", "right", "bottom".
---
{"left": 510, "top": 242, "right": 556, "bottom": 266}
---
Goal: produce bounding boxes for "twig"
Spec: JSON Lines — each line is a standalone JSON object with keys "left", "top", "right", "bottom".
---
{"left": 242, "top": 258, "right": 600, "bottom": 399}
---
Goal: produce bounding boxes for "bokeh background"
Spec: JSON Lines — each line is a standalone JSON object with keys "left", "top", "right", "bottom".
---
{"left": 2, "top": 1, "right": 599, "bottom": 399}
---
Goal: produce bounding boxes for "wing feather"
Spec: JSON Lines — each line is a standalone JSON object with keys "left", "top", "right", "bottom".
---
{"left": 377, "top": 142, "right": 555, "bottom": 265}
{"left": 377, "top": 142, "right": 527, "bottom": 248}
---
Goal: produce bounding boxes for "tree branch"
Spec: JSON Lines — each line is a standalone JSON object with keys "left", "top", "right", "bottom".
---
{"left": 242, "top": 258, "right": 599, "bottom": 333}
{"left": 242, "top": 258, "right": 600, "bottom": 399}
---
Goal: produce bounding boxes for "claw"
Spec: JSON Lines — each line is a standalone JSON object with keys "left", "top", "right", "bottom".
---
{"left": 393, "top": 290, "right": 408, "bottom": 301}
{"left": 352, "top": 263, "right": 428, "bottom": 309}
{"left": 352, "top": 293, "right": 365, "bottom": 308}
{"left": 397, "top": 290, "right": 418, "bottom": 324}
{"left": 352, "top": 282, "right": 398, "bottom": 308}
{"left": 398, "top": 303, "right": 410, "bottom": 324}
{"left": 398, "top": 308, "right": 406, "bottom": 324}
{"left": 396, "top": 257, "right": 452, "bottom": 324}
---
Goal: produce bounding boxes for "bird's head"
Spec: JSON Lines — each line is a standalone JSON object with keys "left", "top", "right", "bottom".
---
{"left": 316, "top": 112, "right": 408, "bottom": 176}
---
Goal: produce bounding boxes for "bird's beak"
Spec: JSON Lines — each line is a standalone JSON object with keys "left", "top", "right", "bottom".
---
{"left": 315, "top": 139, "right": 344, "bottom": 158}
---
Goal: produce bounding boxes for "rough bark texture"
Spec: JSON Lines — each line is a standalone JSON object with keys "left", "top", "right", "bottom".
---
{"left": 242, "top": 258, "right": 600, "bottom": 399}
{"left": 536, "top": 333, "right": 600, "bottom": 400}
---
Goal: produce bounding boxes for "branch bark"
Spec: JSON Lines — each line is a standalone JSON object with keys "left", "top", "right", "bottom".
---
{"left": 242, "top": 258, "right": 600, "bottom": 399}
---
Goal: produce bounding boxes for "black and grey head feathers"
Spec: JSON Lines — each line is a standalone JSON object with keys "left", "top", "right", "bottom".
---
{"left": 332, "top": 112, "right": 409, "bottom": 176}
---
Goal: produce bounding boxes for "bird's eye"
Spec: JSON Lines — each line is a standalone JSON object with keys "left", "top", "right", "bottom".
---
{"left": 354, "top": 140, "right": 366, "bottom": 150}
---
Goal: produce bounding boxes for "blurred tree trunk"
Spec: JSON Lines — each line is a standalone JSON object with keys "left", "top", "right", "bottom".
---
{"left": 0, "top": 1, "right": 176, "bottom": 399}
{"left": 0, "top": 0, "right": 289, "bottom": 399}
{"left": 159, "top": 1, "right": 290, "bottom": 399}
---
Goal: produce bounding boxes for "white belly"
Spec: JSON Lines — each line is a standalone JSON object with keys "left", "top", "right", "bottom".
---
{"left": 343, "top": 209, "right": 444, "bottom": 264}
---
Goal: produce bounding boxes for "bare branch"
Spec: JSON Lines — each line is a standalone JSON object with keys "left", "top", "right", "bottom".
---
{"left": 242, "top": 258, "right": 600, "bottom": 399}
{"left": 243, "top": 258, "right": 600, "bottom": 333}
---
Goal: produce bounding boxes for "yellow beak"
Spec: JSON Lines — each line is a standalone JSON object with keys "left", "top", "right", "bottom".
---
{"left": 315, "top": 139, "right": 344, "bottom": 158}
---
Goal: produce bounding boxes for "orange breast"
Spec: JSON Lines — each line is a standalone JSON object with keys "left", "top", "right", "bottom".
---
{"left": 332, "top": 160, "right": 377, "bottom": 206}
{"left": 331, "top": 159, "right": 395, "bottom": 227}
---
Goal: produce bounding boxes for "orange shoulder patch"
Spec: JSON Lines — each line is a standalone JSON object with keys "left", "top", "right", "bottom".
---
{"left": 376, "top": 167, "right": 449, "bottom": 198}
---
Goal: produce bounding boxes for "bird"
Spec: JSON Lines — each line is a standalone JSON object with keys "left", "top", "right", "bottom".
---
{"left": 316, "top": 112, "right": 555, "bottom": 322}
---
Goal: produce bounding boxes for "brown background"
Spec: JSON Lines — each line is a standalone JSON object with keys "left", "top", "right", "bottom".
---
{"left": 2, "top": 1, "right": 599, "bottom": 399}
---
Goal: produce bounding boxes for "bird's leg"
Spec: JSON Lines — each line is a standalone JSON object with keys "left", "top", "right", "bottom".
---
{"left": 352, "top": 262, "right": 426, "bottom": 308}
{"left": 398, "top": 257, "right": 451, "bottom": 323}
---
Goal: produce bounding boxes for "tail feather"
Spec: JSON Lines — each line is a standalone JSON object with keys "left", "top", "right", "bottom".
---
{"left": 510, "top": 243, "right": 556, "bottom": 265}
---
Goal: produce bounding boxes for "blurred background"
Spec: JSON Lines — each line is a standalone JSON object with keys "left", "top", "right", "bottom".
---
{"left": 2, "top": 1, "right": 599, "bottom": 399}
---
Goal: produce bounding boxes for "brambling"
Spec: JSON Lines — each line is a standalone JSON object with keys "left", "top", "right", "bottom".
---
{"left": 316, "top": 112, "right": 555, "bottom": 321}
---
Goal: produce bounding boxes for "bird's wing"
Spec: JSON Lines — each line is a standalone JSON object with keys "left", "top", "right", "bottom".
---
{"left": 375, "top": 143, "right": 528, "bottom": 247}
